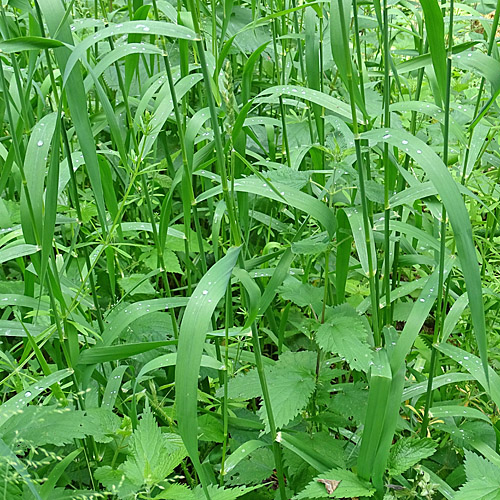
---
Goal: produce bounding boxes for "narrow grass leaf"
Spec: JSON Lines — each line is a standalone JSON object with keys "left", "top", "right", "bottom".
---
{"left": 0, "top": 244, "right": 39, "bottom": 264}
{"left": 175, "top": 247, "right": 240, "bottom": 483}
{"left": 101, "top": 298, "right": 188, "bottom": 346}
{"left": 365, "top": 129, "right": 488, "bottom": 381}
{"left": 78, "top": 341, "right": 176, "bottom": 364}
{"left": 63, "top": 21, "right": 198, "bottom": 84}
{"left": 223, "top": 441, "right": 268, "bottom": 475}
{"left": 256, "top": 86, "right": 360, "bottom": 124}
{"left": 0, "top": 36, "right": 63, "bottom": 52}
{"left": 0, "top": 368, "right": 73, "bottom": 427}
{"left": 196, "top": 177, "right": 336, "bottom": 237}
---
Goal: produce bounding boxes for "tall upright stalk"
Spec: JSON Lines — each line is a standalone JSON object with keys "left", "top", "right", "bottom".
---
{"left": 421, "top": 0, "right": 454, "bottom": 435}
{"left": 336, "top": 0, "right": 380, "bottom": 344}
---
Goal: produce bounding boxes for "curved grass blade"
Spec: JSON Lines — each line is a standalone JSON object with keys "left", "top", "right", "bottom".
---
{"left": 175, "top": 246, "right": 241, "bottom": 488}
{"left": 357, "top": 349, "right": 392, "bottom": 482}
{"left": 430, "top": 405, "right": 491, "bottom": 423}
{"left": 78, "top": 341, "right": 176, "bottom": 364}
{"left": 344, "top": 207, "right": 377, "bottom": 277}
{"left": 20, "top": 111, "right": 58, "bottom": 245}
{"left": 137, "top": 353, "right": 224, "bottom": 387}
{"left": 436, "top": 343, "right": 500, "bottom": 407}
{"left": 38, "top": 0, "right": 108, "bottom": 231}
{"left": 222, "top": 440, "right": 268, "bottom": 475}
{"left": 196, "top": 177, "right": 336, "bottom": 237}
{"left": 420, "top": 0, "right": 447, "bottom": 102}
{"left": 402, "top": 372, "right": 473, "bottom": 401}
{"left": 62, "top": 21, "right": 198, "bottom": 85}
{"left": 256, "top": 85, "right": 361, "bottom": 124}
{"left": 102, "top": 365, "right": 127, "bottom": 409}
{"left": 364, "top": 128, "right": 488, "bottom": 381}
{"left": 0, "top": 368, "right": 73, "bottom": 427}
{"left": 396, "top": 41, "right": 476, "bottom": 74}
{"left": 39, "top": 448, "right": 82, "bottom": 499}
{"left": 101, "top": 297, "right": 188, "bottom": 346}
{"left": 0, "top": 36, "right": 63, "bottom": 52}
{"left": 0, "top": 243, "right": 39, "bottom": 264}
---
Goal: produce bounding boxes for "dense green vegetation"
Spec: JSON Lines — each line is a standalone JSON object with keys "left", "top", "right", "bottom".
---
{"left": 1, "top": 0, "right": 500, "bottom": 497}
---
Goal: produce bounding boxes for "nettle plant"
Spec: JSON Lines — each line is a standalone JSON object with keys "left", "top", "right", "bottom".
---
{"left": 1, "top": 0, "right": 500, "bottom": 498}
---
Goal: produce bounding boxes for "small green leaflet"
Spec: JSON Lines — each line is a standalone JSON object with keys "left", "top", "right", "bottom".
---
{"left": 315, "top": 305, "right": 373, "bottom": 372}
{"left": 387, "top": 438, "right": 437, "bottom": 476}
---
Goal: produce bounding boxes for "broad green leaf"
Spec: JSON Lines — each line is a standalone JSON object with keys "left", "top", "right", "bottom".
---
{"left": 278, "top": 276, "right": 323, "bottom": 308}
{"left": 96, "top": 408, "right": 187, "bottom": 498}
{"left": 193, "top": 485, "right": 262, "bottom": 500}
{"left": 291, "top": 232, "right": 329, "bottom": 255}
{"left": 315, "top": 306, "right": 372, "bottom": 372}
{"left": 225, "top": 351, "right": 317, "bottom": 431}
{"left": 387, "top": 438, "right": 437, "bottom": 476}
{"left": 454, "top": 451, "right": 500, "bottom": 500}
{"left": 0, "top": 406, "right": 90, "bottom": 447}
{"left": 122, "top": 408, "right": 187, "bottom": 487}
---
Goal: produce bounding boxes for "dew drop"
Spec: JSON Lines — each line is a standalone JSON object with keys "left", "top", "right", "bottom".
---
{"left": 202, "top": 290, "right": 208, "bottom": 295}
{"left": 24, "top": 391, "right": 32, "bottom": 398}
{"left": 402, "top": 139, "right": 409, "bottom": 145}
{"left": 37, "top": 140, "right": 44, "bottom": 147}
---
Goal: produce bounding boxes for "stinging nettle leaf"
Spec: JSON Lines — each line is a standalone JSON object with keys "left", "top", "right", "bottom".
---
{"left": 388, "top": 438, "right": 437, "bottom": 476}
{"left": 315, "top": 306, "right": 373, "bottom": 372}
